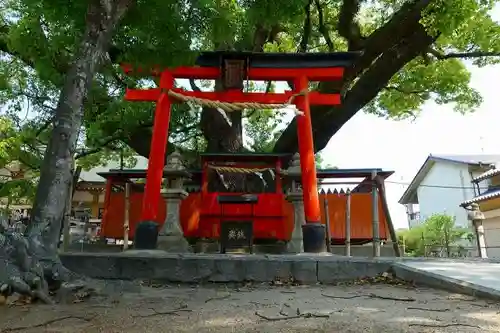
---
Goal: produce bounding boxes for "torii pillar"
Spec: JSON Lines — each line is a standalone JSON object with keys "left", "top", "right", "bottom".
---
{"left": 293, "top": 76, "right": 324, "bottom": 253}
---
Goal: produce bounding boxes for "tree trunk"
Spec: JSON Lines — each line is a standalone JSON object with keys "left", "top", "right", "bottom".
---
{"left": 0, "top": 0, "right": 133, "bottom": 302}
{"left": 200, "top": 78, "right": 244, "bottom": 153}
{"left": 201, "top": 107, "right": 243, "bottom": 153}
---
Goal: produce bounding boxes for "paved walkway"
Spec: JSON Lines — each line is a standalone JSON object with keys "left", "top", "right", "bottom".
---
{"left": 395, "top": 260, "right": 500, "bottom": 298}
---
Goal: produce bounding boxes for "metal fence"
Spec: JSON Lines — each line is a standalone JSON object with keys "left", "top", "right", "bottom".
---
{"left": 410, "top": 245, "right": 477, "bottom": 258}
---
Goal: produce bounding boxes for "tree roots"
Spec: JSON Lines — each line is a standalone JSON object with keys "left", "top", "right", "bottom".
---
{"left": 0, "top": 230, "right": 76, "bottom": 304}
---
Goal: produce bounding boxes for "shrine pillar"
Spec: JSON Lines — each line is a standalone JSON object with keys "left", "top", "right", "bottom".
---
{"left": 293, "top": 76, "right": 325, "bottom": 253}
{"left": 157, "top": 152, "right": 192, "bottom": 253}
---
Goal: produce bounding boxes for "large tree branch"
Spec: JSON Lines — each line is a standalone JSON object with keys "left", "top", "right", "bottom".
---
{"left": 273, "top": 2, "right": 436, "bottom": 155}
{"left": 314, "top": 0, "right": 433, "bottom": 100}
{"left": 252, "top": 24, "right": 270, "bottom": 52}
{"left": 429, "top": 49, "right": 500, "bottom": 59}
{"left": 1, "top": 14, "right": 183, "bottom": 163}
{"left": 0, "top": 24, "right": 34, "bottom": 68}
{"left": 384, "top": 86, "right": 429, "bottom": 95}
{"left": 189, "top": 79, "right": 201, "bottom": 92}
{"left": 74, "top": 137, "right": 121, "bottom": 159}
{"left": 120, "top": 125, "right": 178, "bottom": 160}
{"left": 298, "top": 0, "right": 313, "bottom": 52}
{"left": 315, "top": 0, "right": 334, "bottom": 51}
{"left": 345, "top": 0, "right": 432, "bottom": 82}
{"left": 337, "top": 0, "right": 363, "bottom": 50}
{"left": 0, "top": 19, "right": 123, "bottom": 82}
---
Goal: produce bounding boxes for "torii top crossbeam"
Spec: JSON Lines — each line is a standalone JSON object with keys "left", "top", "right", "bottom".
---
{"left": 122, "top": 51, "right": 358, "bottom": 251}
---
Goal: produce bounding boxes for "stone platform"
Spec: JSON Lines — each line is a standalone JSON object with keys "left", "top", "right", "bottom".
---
{"left": 60, "top": 252, "right": 500, "bottom": 300}
{"left": 60, "top": 252, "right": 393, "bottom": 284}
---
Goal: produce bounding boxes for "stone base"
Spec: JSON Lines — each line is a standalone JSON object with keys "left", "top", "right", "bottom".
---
{"left": 60, "top": 253, "right": 500, "bottom": 301}
{"left": 124, "top": 249, "right": 168, "bottom": 255}
{"left": 157, "top": 234, "right": 192, "bottom": 253}
{"left": 286, "top": 236, "right": 303, "bottom": 253}
{"left": 61, "top": 252, "right": 394, "bottom": 284}
{"left": 286, "top": 191, "right": 305, "bottom": 254}
{"left": 329, "top": 245, "right": 400, "bottom": 257}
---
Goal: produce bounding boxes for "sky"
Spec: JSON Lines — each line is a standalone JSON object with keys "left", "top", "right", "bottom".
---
{"left": 316, "top": 6, "right": 500, "bottom": 230}
{"left": 319, "top": 62, "right": 500, "bottom": 230}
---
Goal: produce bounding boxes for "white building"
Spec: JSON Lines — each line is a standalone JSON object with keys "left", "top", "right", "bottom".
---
{"left": 460, "top": 165, "right": 500, "bottom": 258}
{"left": 399, "top": 154, "right": 500, "bottom": 228}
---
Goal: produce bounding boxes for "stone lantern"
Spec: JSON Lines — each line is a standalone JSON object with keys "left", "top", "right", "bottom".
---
{"left": 163, "top": 151, "right": 187, "bottom": 188}
{"left": 466, "top": 203, "right": 487, "bottom": 258}
{"left": 157, "top": 151, "right": 192, "bottom": 252}
{"left": 284, "top": 153, "right": 304, "bottom": 253}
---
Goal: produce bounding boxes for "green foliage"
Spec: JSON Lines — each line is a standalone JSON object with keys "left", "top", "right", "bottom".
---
{"left": 422, "top": 0, "right": 498, "bottom": 38}
{"left": 0, "top": 117, "right": 18, "bottom": 167}
{"left": 245, "top": 110, "right": 284, "bottom": 153}
{"left": 0, "top": 116, "right": 38, "bottom": 204}
{"left": 0, "top": 178, "right": 37, "bottom": 200}
{"left": 363, "top": 0, "right": 500, "bottom": 118}
{"left": 0, "top": 0, "right": 498, "bottom": 171}
{"left": 397, "top": 214, "right": 473, "bottom": 257}
{"left": 368, "top": 58, "right": 483, "bottom": 118}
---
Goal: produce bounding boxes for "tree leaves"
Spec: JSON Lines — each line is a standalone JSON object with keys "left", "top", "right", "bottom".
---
{"left": 397, "top": 214, "right": 473, "bottom": 257}
{"left": 421, "top": 0, "right": 497, "bottom": 37}
{"left": 367, "top": 56, "right": 483, "bottom": 118}
{"left": 0, "top": 0, "right": 499, "bottom": 165}
{"left": 0, "top": 117, "right": 38, "bottom": 204}
{"left": 0, "top": 178, "right": 37, "bottom": 201}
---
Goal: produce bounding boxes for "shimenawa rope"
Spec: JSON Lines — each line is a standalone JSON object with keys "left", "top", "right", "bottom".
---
{"left": 166, "top": 89, "right": 307, "bottom": 116}
{"left": 208, "top": 165, "right": 289, "bottom": 175}
{"left": 167, "top": 88, "right": 304, "bottom": 176}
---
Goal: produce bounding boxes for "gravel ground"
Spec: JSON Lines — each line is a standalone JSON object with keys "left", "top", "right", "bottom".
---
{"left": 1, "top": 281, "right": 500, "bottom": 333}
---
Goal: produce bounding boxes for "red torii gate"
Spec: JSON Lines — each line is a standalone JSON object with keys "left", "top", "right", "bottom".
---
{"left": 122, "top": 51, "right": 357, "bottom": 251}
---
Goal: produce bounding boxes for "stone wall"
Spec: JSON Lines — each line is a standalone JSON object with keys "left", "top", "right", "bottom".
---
{"left": 60, "top": 252, "right": 393, "bottom": 284}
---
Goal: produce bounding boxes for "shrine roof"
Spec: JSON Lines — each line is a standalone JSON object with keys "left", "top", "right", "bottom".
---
{"left": 76, "top": 180, "right": 107, "bottom": 187}
{"left": 96, "top": 167, "right": 394, "bottom": 181}
{"left": 75, "top": 180, "right": 106, "bottom": 192}
{"left": 290, "top": 168, "right": 395, "bottom": 180}
{"left": 97, "top": 168, "right": 201, "bottom": 180}
{"left": 310, "top": 169, "right": 395, "bottom": 194}
{"left": 195, "top": 51, "right": 360, "bottom": 69}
